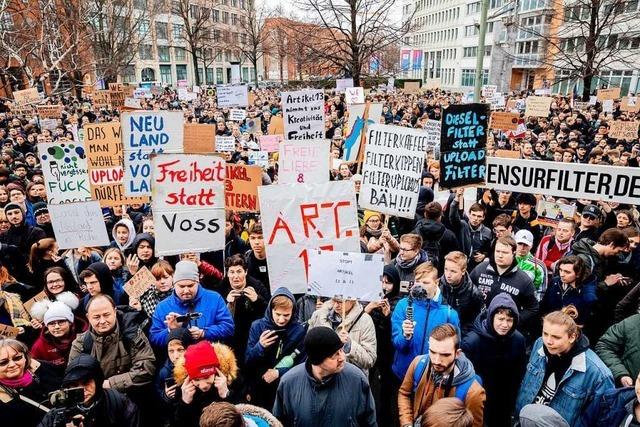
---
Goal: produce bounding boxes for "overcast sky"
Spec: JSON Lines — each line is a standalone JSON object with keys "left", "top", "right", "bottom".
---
{"left": 256, "top": 0, "right": 403, "bottom": 22}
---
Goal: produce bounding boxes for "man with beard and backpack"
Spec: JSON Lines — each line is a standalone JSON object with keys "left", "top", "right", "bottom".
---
{"left": 413, "top": 202, "right": 460, "bottom": 274}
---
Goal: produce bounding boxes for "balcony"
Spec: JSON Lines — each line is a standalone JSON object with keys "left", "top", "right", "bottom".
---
{"left": 513, "top": 53, "right": 544, "bottom": 68}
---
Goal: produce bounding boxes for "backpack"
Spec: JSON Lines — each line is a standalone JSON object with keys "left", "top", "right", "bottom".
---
{"left": 412, "top": 354, "right": 482, "bottom": 401}
{"left": 423, "top": 235, "right": 443, "bottom": 269}
{"left": 80, "top": 310, "right": 144, "bottom": 356}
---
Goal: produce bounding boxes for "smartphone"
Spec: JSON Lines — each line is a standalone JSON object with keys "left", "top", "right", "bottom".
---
{"left": 271, "top": 329, "right": 287, "bottom": 339}
{"left": 165, "top": 378, "right": 176, "bottom": 388}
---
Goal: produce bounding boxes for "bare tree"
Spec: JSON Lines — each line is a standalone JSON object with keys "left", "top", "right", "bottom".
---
{"left": 510, "top": 0, "right": 640, "bottom": 100}
{"left": 236, "top": 0, "right": 268, "bottom": 87}
{"left": 290, "top": 0, "right": 413, "bottom": 86}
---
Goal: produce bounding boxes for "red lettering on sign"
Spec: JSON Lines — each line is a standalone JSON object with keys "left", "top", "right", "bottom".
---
{"left": 268, "top": 216, "right": 295, "bottom": 244}
{"left": 300, "top": 204, "right": 324, "bottom": 239}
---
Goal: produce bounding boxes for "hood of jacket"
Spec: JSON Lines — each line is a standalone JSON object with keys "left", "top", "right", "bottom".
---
{"left": 451, "top": 353, "right": 477, "bottom": 386}
{"left": 481, "top": 292, "right": 520, "bottom": 338}
{"left": 173, "top": 342, "right": 238, "bottom": 386}
{"left": 571, "top": 238, "right": 600, "bottom": 260}
{"left": 487, "top": 257, "right": 520, "bottom": 278}
{"left": 131, "top": 232, "right": 155, "bottom": 253}
{"left": 111, "top": 218, "right": 136, "bottom": 251}
{"left": 264, "top": 287, "right": 299, "bottom": 329}
{"left": 383, "top": 264, "right": 401, "bottom": 299}
{"left": 415, "top": 219, "right": 446, "bottom": 241}
{"left": 86, "top": 261, "right": 115, "bottom": 298}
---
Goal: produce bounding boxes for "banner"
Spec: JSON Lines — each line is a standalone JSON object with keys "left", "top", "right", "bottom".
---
{"left": 282, "top": 89, "right": 325, "bottom": 140}
{"left": 216, "top": 85, "right": 249, "bottom": 107}
{"left": 122, "top": 111, "right": 184, "bottom": 196}
{"left": 400, "top": 49, "right": 410, "bottom": 72}
{"left": 268, "top": 116, "right": 284, "bottom": 135}
{"left": 184, "top": 123, "right": 215, "bottom": 153}
{"left": 360, "top": 124, "right": 430, "bottom": 218}
{"left": 307, "top": 250, "right": 384, "bottom": 301}
{"left": 403, "top": 82, "right": 420, "bottom": 94}
{"left": 39, "top": 142, "right": 92, "bottom": 204}
{"left": 37, "top": 105, "right": 63, "bottom": 119}
{"left": 85, "top": 123, "right": 148, "bottom": 207}
{"left": 278, "top": 140, "right": 329, "bottom": 184}
{"left": 525, "top": 96, "right": 552, "bottom": 117}
{"left": 439, "top": 103, "right": 489, "bottom": 189}
{"left": 343, "top": 103, "right": 383, "bottom": 162}
{"left": 13, "top": 88, "right": 41, "bottom": 105}
{"left": 259, "top": 181, "right": 360, "bottom": 294}
{"left": 345, "top": 87, "right": 365, "bottom": 104}
{"left": 229, "top": 109, "right": 247, "bottom": 121}
{"left": 259, "top": 134, "right": 283, "bottom": 152}
{"left": 225, "top": 164, "right": 262, "bottom": 212}
{"left": 215, "top": 136, "right": 235, "bottom": 152}
{"left": 536, "top": 199, "right": 577, "bottom": 227}
{"left": 152, "top": 154, "right": 225, "bottom": 255}
{"left": 597, "top": 87, "right": 621, "bottom": 101}
{"left": 490, "top": 112, "right": 520, "bottom": 131}
{"left": 485, "top": 157, "right": 640, "bottom": 205}
{"left": 49, "top": 201, "right": 110, "bottom": 249}
{"left": 609, "top": 121, "right": 639, "bottom": 141}
{"left": 336, "top": 78, "right": 354, "bottom": 92}
{"left": 621, "top": 97, "right": 639, "bottom": 112}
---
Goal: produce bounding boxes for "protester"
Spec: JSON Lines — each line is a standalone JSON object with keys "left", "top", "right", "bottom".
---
{"left": 449, "top": 190, "right": 492, "bottom": 270}
{"left": 596, "top": 313, "right": 640, "bottom": 387}
{"left": 413, "top": 202, "right": 459, "bottom": 272}
{"left": 393, "top": 234, "right": 429, "bottom": 285}
{"left": 514, "top": 229, "right": 548, "bottom": 300}
{"left": 535, "top": 218, "right": 576, "bottom": 271}
{"left": 199, "top": 401, "right": 282, "bottom": 427}
{"left": 438, "top": 251, "right": 483, "bottom": 334}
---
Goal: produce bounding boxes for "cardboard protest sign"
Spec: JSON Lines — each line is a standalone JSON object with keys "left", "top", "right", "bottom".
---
{"left": 152, "top": 154, "right": 225, "bottom": 255}
{"left": 343, "top": 103, "right": 383, "bottom": 162}
{"left": 439, "top": 103, "right": 489, "bottom": 189}
{"left": 41, "top": 119, "right": 58, "bottom": 132}
{"left": 485, "top": 157, "right": 640, "bottom": 204}
{"left": 38, "top": 142, "right": 92, "bottom": 204}
{"left": 573, "top": 101, "right": 591, "bottom": 112}
{"left": 49, "top": 201, "right": 110, "bottom": 249}
{"left": 268, "top": 116, "right": 284, "bottom": 135}
{"left": 248, "top": 151, "right": 268, "bottom": 167}
{"left": 259, "top": 181, "right": 360, "bottom": 294}
{"left": 282, "top": 89, "right": 325, "bottom": 140}
{"left": 424, "top": 119, "right": 441, "bottom": 148}
{"left": 216, "top": 85, "right": 249, "bottom": 107}
{"left": 246, "top": 117, "right": 261, "bottom": 134}
{"left": 525, "top": 96, "right": 552, "bottom": 117}
{"left": 93, "top": 91, "right": 111, "bottom": 109}
{"left": 490, "top": 112, "right": 519, "bottom": 131}
{"left": 225, "top": 164, "right": 261, "bottom": 212}
{"left": 609, "top": 121, "right": 639, "bottom": 141}
{"left": 345, "top": 87, "right": 365, "bottom": 104}
{"left": 13, "top": 88, "right": 41, "bottom": 105}
{"left": 603, "top": 99, "right": 614, "bottom": 113}
{"left": 336, "top": 78, "right": 354, "bottom": 92}
{"left": 307, "top": 250, "right": 384, "bottom": 301}
{"left": 122, "top": 111, "right": 184, "bottom": 196}
{"left": 124, "top": 266, "right": 156, "bottom": 299}
{"left": 124, "top": 98, "right": 143, "bottom": 109}
{"left": 184, "top": 123, "right": 216, "bottom": 153}
{"left": 109, "top": 90, "right": 125, "bottom": 109}
{"left": 621, "top": 97, "right": 639, "bottom": 113}
{"left": 37, "top": 105, "right": 63, "bottom": 119}
{"left": 23, "top": 291, "right": 47, "bottom": 313}
{"left": 0, "top": 324, "right": 20, "bottom": 338}
{"left": 597, "top": 87, "right": 621, "bottom": 101}
{"left": 229, "top": 109, "right": 247, "bottom": 121}
{"left": 278, "top": 140, "right": 330, "bottom": 184}
{"left": 259, "top": 134, "right": 283, "bottom": 152}
{"left": 85, "top": 122, "right": 148, "bottom": 207}
{"left": 536, "top": 199, "right": 577, "bottom": 227}
{"left": 360, "top": 124, "right": 431, "bottom": 218}
{"left": 494, "top": 149, "right": 521, "bottom": 159}
{"left": 215, "top": 136, "right": 235, "bottom": 152}
{"left": 403, "top": 82, "right": 420, "bottom": 94}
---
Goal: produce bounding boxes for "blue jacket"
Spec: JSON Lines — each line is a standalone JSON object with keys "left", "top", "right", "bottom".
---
{"left": 149, "top": 285, "right": 234, "bottom": 348}
{"left": 582, "top": 386, "right": 636, "bottom": 427}
{"left": 541, "top": 276, "right": 598, "bottom": 326}
{"left": 515, "top": 337, "right": 614, "bottom": 426}
{"left": 391, "top": 291, "right": 460, "bottom": 380}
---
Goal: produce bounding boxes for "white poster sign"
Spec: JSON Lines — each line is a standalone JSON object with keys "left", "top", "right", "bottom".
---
{"left": 259, "top": 181, "right": 360, "bottom": 294}
{"left": 216, "top": 85, "right": 249, "bottom": 108}
{"left": 229, "top": 109, "right": 247, "bottom": 121}
{"left": 278, "top": 139, "right": 330, "bottom": 184}
{"left": 345, "top": 87, "right": 365, "bottom": 104}
{"left": 282, "top": 89, "right": 325, "bottom": 140}
{"left": 215, "top": 136, "right": 236, "bottom": 152}
{"left": 38, "top": 142, "right": 92, "bottom": 204}
{"left": 336, "top": 78, "right": 354, "bottom": 92}
{"left": 424, "top": 119, "right": 441, "bottom": 148}
{"left": 152, "top": 154, "right": 225, "bottom": 255}
{"left": 248, "top": 151, "right": 268, "bottom": 167}
{"left": 49, "top": 201, "right": 110, "bottom": 249}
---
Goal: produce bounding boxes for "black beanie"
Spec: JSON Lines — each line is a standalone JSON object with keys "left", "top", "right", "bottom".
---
{"left": 168, "top": 327, "right": 195, "bottom": 349}
{"left": 304, "top": 326, "right": 344, "bottom": 365}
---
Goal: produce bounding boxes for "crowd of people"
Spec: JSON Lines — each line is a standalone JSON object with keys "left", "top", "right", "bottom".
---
{"left": 0, "top": 84, "right": 639, "bottom": 427}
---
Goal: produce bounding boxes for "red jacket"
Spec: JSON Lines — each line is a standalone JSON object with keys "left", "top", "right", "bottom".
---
{"left": 30, "top": 318, "right": 88, "bottom": 366}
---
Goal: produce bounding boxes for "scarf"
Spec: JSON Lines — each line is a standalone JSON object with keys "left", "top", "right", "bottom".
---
{"left": 395, "top": 252, "right": 422, "bottom": 270}
{"left": 365, "top": 227, "right": 382, "bottom": 238}
{"left": 0, "top": 370, "right": 33, "bottom": 388}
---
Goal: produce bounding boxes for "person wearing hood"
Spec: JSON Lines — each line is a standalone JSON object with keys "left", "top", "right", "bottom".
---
{"left": 439, "top": 251, "right": 483, "bottom": 334}
{"left": 110, "top": 218, "right": 136, "bottom": 252}
{"left": 515, "top": 307, "right": 614, "bottom": 426}
{"left": 0, "top": 202, "right": 45, "bottom": 282}
{"left": 393, "top": 234, "right": 429, "bottom": 287}
{"left": 512, "top": 193, "right": 543, "bottom": 249}
{"left": 38, "top": 354, "right": 139, "bottom": 427}
{"left": 245, "top": 287, "right": 306, "bottom": 409}
{"left": 125, "top": 233, "right": 157, "bottom": 275}
{"left": 398, "top": 324, "right": 485, "bottom": 427}
{"left": 469, "top": 236, "right": 539, "bottom": 333}
{"left": 79, "top": 261, "right": 128, "bottom": 311}
{"left": 413, "top": 202, "right": 460, "bottom": 273}
{"left": 449, "top": 189, "right": 493, "bottom": 270}
{"left": 462, "top": 293, "right": 527, "bottom": 426}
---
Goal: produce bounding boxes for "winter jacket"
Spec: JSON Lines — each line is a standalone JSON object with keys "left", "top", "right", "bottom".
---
{"left": 110, "top": 218, "right": 136, "bottom": 252}
{"left": 512, "top": 211, "right": 543, "bottom": 249}
{"left": 391, "top": 291, "right": 460, "bottom": 380}
{"left": 449, "top": 199, "right": 493, "bottom": 263}
{"left": 412, "top": 218, "right": 460, "bottom": 272}
{"left": 397, "top": 354, "right": 485, "bottom": 427}
{"left": 69, "top": 309, "right": 156, "bottom": 393}
{"left": 273, "top": 362, "right": 377, "bottom": 427}
{"left": 439, "top": 273, "right": 484, "bottom": 335}
{"left": 462, "top": 293, "right": 527, "bottom": 427}
{"left": 309, "top": 300, "right": 377, "bottom": 375}
{"left": 571, "top": 238, "right": 605, "bottom": 283}
{"left": 149, "top": 285, "right": 234, "bottom": 348}
{"left": 536, "top": 234, "right": 572, "bottom": 271}
{"left": 596, "top": 314, "right": 640, "bottom": 385}
{"left": 541, "top": 276, "right": 598, "bottom": 326}
{"left": 582, "top": 386, "right": 637, "bottom": 427}
{"left": 245, "top": 287, "right": 307, "bottom": 408}
{"left": 516, "top": 253, "right": 547, "bottom": 298}
{"left": 469, "top": 258, "right": 539, "bottom": 329}
{"left": 0, "top": 220, "right": 46, "bottom": 282}
{"left": 615, "top": 281, "right": 640, "bottom": 322}
{"left": 515, "top": 336, "right": 614, "bottom": 427}
{"left": 30, "top": 316, "right": 88, "bottom": 368}
{"left": 127, "top": 233, "right": 157, "bottom": 271}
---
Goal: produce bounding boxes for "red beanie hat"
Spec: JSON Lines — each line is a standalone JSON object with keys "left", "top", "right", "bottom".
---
{"left": 184, "top": 341, "right": 220, "bottom": 380}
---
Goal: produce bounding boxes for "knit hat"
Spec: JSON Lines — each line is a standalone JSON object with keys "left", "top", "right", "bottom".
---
{"left": 173, "top": 260, "right": 199, "bottom": 285}
{"left": 168, "top": 327, "right": 195, "bottom": 349}
{"left": 304, "top": 326, "right": 344, "bottom": 365}
{"left": 363, "top": 210, "right": 381, "bottom": 225}
{"left": 6, "top": 182, "right": 25, "bottom": 194}
{"left": 4, "top": 202, "right": 23, "bottom": 215}
{"left": 33, "top": 201, "right": 48, "bottom": 217}
{"left": 44, "top": 300, "right": 74, "bottom": 325}
{"left": 184, "top": 341, "right": 220, "bottom": 380}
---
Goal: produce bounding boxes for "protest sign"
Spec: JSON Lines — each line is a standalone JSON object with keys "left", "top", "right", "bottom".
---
{"left": 573, "top": 101, "right": 591, "bottom": 112}
{"left": 225, "top": 164, "right": 262, "bottom": 212}
{"left": 307, "top": 250, "right": 384, "bottom": 301}
{"left": 424, "top": 119, "right": 441, "bottom": 148}
{"left": 41, "top": 119, "right": 58, "bottom": 131}
{"left": 85, "top": 122, "right": 148, "bottom": 207}
{"left": 152, "top": 154, "right": 225, "bottom": 255}
{"left": 108, "top": 83, "right": 123, "bottom": 92}
{"left": 360, "top": 124, "right": 431, "bottom": 218}
{"left": 268, "top": 116, "right": 284, "bottom": 135}
{"left": 536, "top": 199, "right": 577, "bottom": 227}
{"left": 93, "top": 91, "right": 110, "bottom": 109}
{"left": 259, "top": 134, "right": 283, "bottom": 152}
{"left": 184, "top": 123, "right": 216, "bottom": 153}
{"left": 124, "top": 267, "right": 156, "bottom": 299}
{"left": 109, "top": 90, "right": 125, "bottom": 109}
{"left": 345, "top": 87, "right": 365, "bottom": 104}
{"left": 494, "top": 149, "right": 521, "bottom": 159}
{"left": 621, "top": 97, "right": 639, "bottom": 112}
{"left": 246, "top": 117, "right": 261, "bottom": 134}
{"left": 38, "top": 142, "right": 92, "bottom": 204}
{"left": 248, "top": 151, "right": 268, "bottom": 167}
{"left": 609, "top": 121, "right": 639, "bottom": 141}
{"left": 603, "top": 99, "right": 614, "bottom": 113}
{"left": 259, "top": 181, "right": 360, "bottom": 294}
{"left": 13, "top": 88, "right": 41, "bottom": 105}
{"left": 403, "top": 82, "right": 420, "bottom": 94}
{"left": 485, "top": 157, "right": 640, "bottom": 205}
{"left": 279, "top": 140, "right": 330, "bottom": 184}
{"left": 177, "top": 88, "right": 188, "bottom": 101}
{"left": 49, "top": 201, "right": 110, "bottom": 249}
{"left": 482, "top": 85, "right": 497, "bottom": 98}
{"left": 597, "top": 87, "right": 621, "bottom": 101}
{"left": 124, "top": 98, "right": 143, "bottom": 109}
{"left": 282, "top": 89, "right": 325, "bottom": 140}
{"left": 216, "top": 85, "right": 249, "bottom": 107}
{"left": 0, "top": 324, "right": 20, "bottom": 339}
{"left": 37, "top": 105, "right": 63, "bottom": 119}
{"left": 122, "top": 111, "right": 184, "bottom": 196}
{"left": 343, "top": 103, "right": 383, "bottom": 162}
{"left": 525, "top": 96, "right": 552, "bottom": 117}
{"left": 336, "top": 78, "right": 354, "bottom": 92}
{"left": 534, "top": 88, "right": 551, "bottom": 96}
{"left": 439, "top": 103, "right": 489, "bottom": 189}
{"left": 490, "top": 112, "right": 519, "bottom": 131}
{"left": 229, "top": 109, "right": 247, "bottom": 121}
{"left": 215, "top": 136, "right": 235, "bottom": 152}
{"left": 23, "top": 291, "right": 47, "bottom": 313}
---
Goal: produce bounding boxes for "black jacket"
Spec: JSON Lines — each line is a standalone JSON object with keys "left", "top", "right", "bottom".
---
{"left": 0, "top": 222, "right": 46, "bottom": 282}
{"left": 448, "top": 199, "right": 492, "bottom": 268}
{"left": 412, "top": 218, "right": 460, "bottom": 272}
{"left": 439, "top": 273, "right": 484, "bottom": 335}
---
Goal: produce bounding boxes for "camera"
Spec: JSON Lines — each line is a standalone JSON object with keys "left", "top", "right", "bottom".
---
{"left": 175, "top": 312, "right": 203, "bottom": 323}
{"left": 48, "top": 387, "right": 84, "bottom": 408}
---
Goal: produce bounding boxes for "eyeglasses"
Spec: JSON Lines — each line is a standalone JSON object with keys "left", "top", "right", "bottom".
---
{"left": 0, "top": 353, "right": 25, "bottom": 367}
{"left": 46, "top": 278, "right": 64, "bottom": 285}
{"left": 47, "top": 320, "right": 69, "bottom": 327}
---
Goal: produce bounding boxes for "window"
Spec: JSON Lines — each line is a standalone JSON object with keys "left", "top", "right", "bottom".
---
{"left": 138, "top": 44, "right": 153, "bottom": 60}
{"left": 461, "top": 69, "right": 489, "bottom": 87}
{"left": 174, "top": 47, "right": 186, "bottom": 61}
{"left": 490, "top": 0, "right": 503, "bottom": 8}
{"left": 232, "top": 0, "right": 238, "bottom": 7}
{"left": 198, "top": 68, "right": 203, "bottom": 84}
{"left": 215, "top": 49, "right": 222, "bottom": 61}
{"left": 487, "top": 22, "right": 494, "bottom": 33}
{"left": 190, "top": 5, "right": 199, "bottom": 19}
{"left": 141, "top": 67, "right": 155, "bottom": 82}
{"left": 134, "top": 0, "right": 146, "bottom": 10}
{"left": 216, "top": 68, "right": 224, "bottom": 84}
{"left": 485, "top": 45, "right": 492, "bottom": 56}
{"left": 463, "top": 47, "right": 477, "bottom": 57}
{"left": 206, "top": 68, "right": 215, "bottom": 85}
{"left": 156, "top": 21, "right": 168, "bottom": 39}
{"left": 222, "top": 11, "right": 229, "bottom": 24}
{"left": 158, "top": 46, "right": 170, "bottom": 62}
{"left": 160, "top": 65, "right": 172, "bottom": 84}
{"left": 176, "top": 64, "right": 187, "bottom": 81}
{"left": 242, "top": 67, "right": 248, "bottom": 82}
{"left": 171, "top": 0, "right": 180, "bottom": 14}
{"left": 138, "top": 19, "right": 150, "bottom": 37}
{"left": 172, "top": 23, "right": 184, "bottom": 41}
{"left": 122, "top": 66, "right": 136, "bottom": 84}
{"left": 465, "top": 25, "right": 478, "bottom": 37}
{"left": 520, "top": 0, "right": 548, "bottom": 12}
{"left": 467, "top": 2, "right": 479, "bottom": 14}
{"left": 213, "top": 9, "right": 219, "bottom": 22}
{"left": 231, "top": 13, "right": 237, "bottom": 25}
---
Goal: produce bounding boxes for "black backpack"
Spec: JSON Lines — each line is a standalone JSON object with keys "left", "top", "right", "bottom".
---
{"left": 423, "top": 235, "right": 443, "bottom": 270}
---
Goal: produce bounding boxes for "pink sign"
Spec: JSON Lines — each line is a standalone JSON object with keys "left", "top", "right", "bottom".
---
{"left": 259, "top": 134, "right": 283, "bottom": 152}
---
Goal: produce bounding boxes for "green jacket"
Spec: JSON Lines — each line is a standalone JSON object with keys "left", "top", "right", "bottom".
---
{"left": 516, "top": 254, "right": 545, "bottom": 293}
{"left": 595, "top": 314, "right": 640, "bottom": 382}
